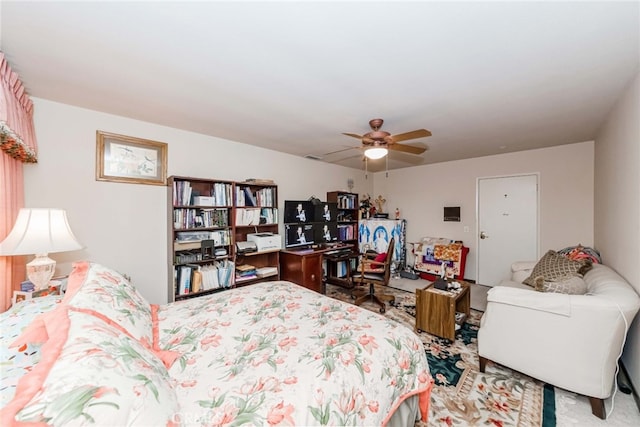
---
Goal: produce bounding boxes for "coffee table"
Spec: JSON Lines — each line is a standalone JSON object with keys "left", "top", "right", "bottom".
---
{"left": 415, "top": 280, "right": 471, "bottom": 341}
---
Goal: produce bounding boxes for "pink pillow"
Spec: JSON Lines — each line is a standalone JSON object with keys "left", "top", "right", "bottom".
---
{"left": 374, "top": 252, "right": 387, "bottom": 263}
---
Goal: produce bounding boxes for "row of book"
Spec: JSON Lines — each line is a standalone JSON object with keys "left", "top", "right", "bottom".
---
{"left": 176, "top": 229, "right": 230, "bottom": 245}
{"left": 336, "top": 194, "right": 357, "bottom": 209}
{"left": 236, "top": 186, "right": 276, "bottom": 207}
{"left": 173, "top": 208, "right": 229, "bottom": 230}
{"left": 235, "top": 208, "right": 278, "bottom": 226}
{"left": 173, "top": 181, "right": 233, "bottom": 207}
{"left": 337, "top": 224, "right": 356, "bottom": 240}
{"left": 175, "top": 260, "right": 235, "bottom": 296}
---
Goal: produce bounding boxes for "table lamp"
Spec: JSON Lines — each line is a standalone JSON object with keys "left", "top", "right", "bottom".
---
{"left": 0, "top": 208, "right": 83, "bottom": 291}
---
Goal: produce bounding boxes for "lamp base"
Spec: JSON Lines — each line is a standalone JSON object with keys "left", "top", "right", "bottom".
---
{"left": 27, "top": 254, "right": 56, "bottom": 291}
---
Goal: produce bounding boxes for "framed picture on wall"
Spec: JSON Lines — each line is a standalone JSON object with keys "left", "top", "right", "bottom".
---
{"left": 96, "top": 131, "right": 168, "bottom": 185}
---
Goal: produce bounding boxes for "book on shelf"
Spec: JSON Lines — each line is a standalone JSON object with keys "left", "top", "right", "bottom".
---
{"left": 235, "top": 208, "right": 260, "bottom": 226}
{"left": 256, "top": 266, "right": 278, "bottom": 278}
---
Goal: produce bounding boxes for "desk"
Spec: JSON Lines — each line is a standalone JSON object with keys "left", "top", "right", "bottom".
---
{"left": 280, "top": 245, "right": 354, "bottom": 293}
{"left": 323, "top": 251, "right": 358, "bottom": 289}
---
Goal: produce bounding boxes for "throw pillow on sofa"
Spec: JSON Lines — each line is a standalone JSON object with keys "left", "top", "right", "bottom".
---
{"left": 522, "top": 250, "right": 592, "bottom": 287}
{"left": 534, "top": 275, "right": 588, "bottom": 294}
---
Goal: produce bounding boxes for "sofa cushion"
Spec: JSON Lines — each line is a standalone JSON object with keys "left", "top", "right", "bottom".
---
{"left": 534, "top": 275, "right": 588, "bottom": 295}
{"left": 522, "top": 250, "right": 592, "bottom": 287}
{"left": 0, "top": 308, "right": 180, "bottom": 426}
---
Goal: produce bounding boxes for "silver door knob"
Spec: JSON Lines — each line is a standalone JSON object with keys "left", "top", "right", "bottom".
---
{"left": 480, "top": 231, "right": 489, "bottom": 239}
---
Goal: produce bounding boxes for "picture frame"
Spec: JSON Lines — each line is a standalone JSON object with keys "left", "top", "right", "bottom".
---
{"left": 96, "top": 131, "right": 168, "bottom": 185}
{"left": 12, "top": 290, "right": 31, "bottom": 306}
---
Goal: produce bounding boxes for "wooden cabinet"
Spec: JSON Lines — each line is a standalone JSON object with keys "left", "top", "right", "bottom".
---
{"left": 167, "top": 177, "right": 279, "bottom": 302}
{"left": 415, "top": 281, "right": 470, "bottom": 341}
{"left": 327, "top": 191, "right": 359, "bottom": 246}
{"left": 280, "top": 249, "right": 324, "bottom": 293}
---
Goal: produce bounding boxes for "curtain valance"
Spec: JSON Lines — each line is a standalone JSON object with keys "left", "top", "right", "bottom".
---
{"left": 0, "top": 51, "right": 37, "bottom": 163}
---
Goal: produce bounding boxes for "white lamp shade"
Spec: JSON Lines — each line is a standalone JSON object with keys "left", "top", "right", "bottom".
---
{"left": 0, "top": 208, "right": 83, "bottom": 256}
{"left": 364, "top": 147, "right": 388, "bottom": 160}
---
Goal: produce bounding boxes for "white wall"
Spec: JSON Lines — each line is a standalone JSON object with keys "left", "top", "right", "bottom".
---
{"left": 594, "top": 72, "right": 640, "bottom": 392}
{"left": 373, "top": 142, "right": 595, "bottom": 283}
{"left": 24, "top": 98, "right": 372, "bottom": 304}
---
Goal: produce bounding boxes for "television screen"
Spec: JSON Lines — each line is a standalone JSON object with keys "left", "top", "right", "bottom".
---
{"left": 314, "top": 202, "right": 338, "bottom": 222}
{"left": 284, "top": 200, "right": 314, "bottom": 223}
{"left": 314, "top": 222, "right": 338, "bottom": 244}
{"left": 285, "top": 223, "right": 315, "bottom": 248}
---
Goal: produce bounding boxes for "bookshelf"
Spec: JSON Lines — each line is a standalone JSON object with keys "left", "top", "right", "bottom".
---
{"left": 327, "top": 191, "right": 359, "bottom": 247}
{"left": 167, "top": 176, "right": 279, "bottom": 302}
{"left": 233, "top": 180, "right": 280, "bottom": 286}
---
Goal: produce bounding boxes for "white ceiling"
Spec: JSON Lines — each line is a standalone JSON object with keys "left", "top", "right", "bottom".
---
{"left": 1, "top": 1, "right": 638, "bottom": 172}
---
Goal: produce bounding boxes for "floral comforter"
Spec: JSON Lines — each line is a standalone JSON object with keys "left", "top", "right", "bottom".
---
{"left": 156, "top": 281, "right": 432, "bottom": 426}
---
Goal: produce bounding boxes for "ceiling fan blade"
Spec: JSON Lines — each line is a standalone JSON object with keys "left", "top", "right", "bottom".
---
{"left": 342, "top": 132, "right": 364, "bottom": 139}
{"left": 390, "top": 129, "right": 432, "bottom": 143}
{"left": 388, "top": 143, "right": 427, "bottom": 155}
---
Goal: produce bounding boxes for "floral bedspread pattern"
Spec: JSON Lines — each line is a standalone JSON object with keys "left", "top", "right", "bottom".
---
{"left": 0, "top": 295, "right": 62, "bottom": 408}
{"left": 156, "top": 281, "right": 432, "bottom": 426}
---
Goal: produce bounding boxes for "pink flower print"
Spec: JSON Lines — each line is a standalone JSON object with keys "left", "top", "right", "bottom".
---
{"left": 397, "top": 351, "right": 410, "bottom": 370}
{"left": 286, "top": 302, "right": 300, "bottom": 310}
{"left": 167, "top": 334, "right": 185, "bottom": 347}
{"left": 186, "top": 357, "right": 197, "bottom": 365}
{"left": 133, "top": 384, "right": 147, "bottom": 398}
{"left": 339, "top": 348, "right": 356, "bottom": 366}
{"left": 418, "top": 371, "right": 431, "bottom": 384}
{"left": 346, "top": 306, "right": 359, "bottom": 313}
{"left": 93, "top": 386, "right": 117, "bottom": 399}
{"left": 367, "top": 400, "right": 379, "bottom": 413}
{"left": 489, "top": 418, "right": 504, "bottom": 427}
{"left": 267, "top": 400, "right": 295, "bottom": 426}
{"left": 201, "top": 334, "right": 222, "bottom": 350}
{"left": 314, "top": 388, "right": 325, "bottom": 406}
{"left": 229, "top": 296, "right": 244, "bottom": 304}
{"left": 283, "top": 376, "right": 297, "bottom": 385}
{"left": 274, "top": 356, "right": 285, "bottom": 365}
{"left": 180, "top": 379, "right": 197, "bottom": 388}
{"left": 439, "top": 416, "right": 454, "bottom": 426}
{"left": 321, "top": 305, "right": 330, "bottom": 313}
{"left": 209, "top": 402, "right": 239, "bottom": 426}
{"left": 362, "top": 359, "right": 372, "bottom": 373}
{"left": 324, "top": 336, "right": 338, "bottom": 347}
{"left": 243, "top": 340, "right": 258, "bottom": 353}
{"left": 278, "top": 336, "right": 297, "bottom": 351}
{"left": 97, "top": 272, "right": 120, "bottom": 284}
{"left": 220, "top": 321, "right": 231, "bottom": 327}
{"left": 358, "top": 334, "right": 379, "bottom": 354}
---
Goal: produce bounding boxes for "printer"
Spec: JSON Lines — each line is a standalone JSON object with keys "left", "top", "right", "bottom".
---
{"left": 247, "top": 232, "right": 282, "bottom": 252}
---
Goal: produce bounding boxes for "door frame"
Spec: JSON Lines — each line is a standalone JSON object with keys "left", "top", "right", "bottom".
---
{"left": 475, "top": 172, "right": 540, "bottom": 285}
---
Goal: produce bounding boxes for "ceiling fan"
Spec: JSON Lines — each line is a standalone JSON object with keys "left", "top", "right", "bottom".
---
{"left": 336, "top": 118, "right": 431, "bottom": 160}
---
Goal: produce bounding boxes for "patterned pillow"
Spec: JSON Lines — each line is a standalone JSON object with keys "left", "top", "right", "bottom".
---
{"left": 0, "top": 308, "right": 180, "bottom": 426}
{"left": 63, "top": 262, "right": 154, "bottom": 346}
{"left": 522, "top": 250, "right": 592, "bottom": 287}
{"left": 534, "top": 275, "right": 588, "bottom": 294}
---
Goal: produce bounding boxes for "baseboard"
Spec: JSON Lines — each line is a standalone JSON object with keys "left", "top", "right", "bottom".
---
{"left": 619, "top": 361, "right": 640, "bottom": 411}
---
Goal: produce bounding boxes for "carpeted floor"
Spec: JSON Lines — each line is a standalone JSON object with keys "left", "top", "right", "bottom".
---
{"left": 325, "top": 283, "right": 554, "bottom": 427}
{"left": 328, "top": 281, "right": 640, "bottom": 426}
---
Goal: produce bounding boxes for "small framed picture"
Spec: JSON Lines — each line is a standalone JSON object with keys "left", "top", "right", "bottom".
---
{"left": 12, "top": 291, "right": 32, "bottom": 306}
{"left": 96, "top": 131, "right": 168, "bottom": 185}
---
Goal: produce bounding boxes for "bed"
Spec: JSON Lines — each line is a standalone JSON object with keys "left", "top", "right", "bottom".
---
{"left": 1, "top": 261, "right": 432, "bottom": 426}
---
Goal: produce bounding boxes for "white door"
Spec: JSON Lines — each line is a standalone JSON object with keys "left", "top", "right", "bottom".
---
{"left": 477, "top": 174, "right": 538, "bottom": 286}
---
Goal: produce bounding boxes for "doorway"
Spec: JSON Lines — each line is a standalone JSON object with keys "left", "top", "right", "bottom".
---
{"left": 477, "top": 174, "right": 538, "bottom": 286}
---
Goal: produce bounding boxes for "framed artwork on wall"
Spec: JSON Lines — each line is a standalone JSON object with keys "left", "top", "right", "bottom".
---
{"left": 96, "top": 131, "right": 168, "bottom": 185}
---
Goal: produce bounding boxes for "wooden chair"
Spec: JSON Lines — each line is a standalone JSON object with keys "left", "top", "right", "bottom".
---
{"left": 351, "top": 238, "right": 395, "bottom": 313}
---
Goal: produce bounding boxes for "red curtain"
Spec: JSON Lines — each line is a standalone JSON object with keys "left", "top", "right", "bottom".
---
{"left": 0, "top": 51, "right": 37, "bottom": 311}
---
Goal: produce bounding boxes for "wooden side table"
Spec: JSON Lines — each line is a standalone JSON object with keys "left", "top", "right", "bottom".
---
{"left": 415, "top": 281, "right": 470, "bottom": 341}
{"left": 323, "top": 251, "right": 358, "bottom": 289}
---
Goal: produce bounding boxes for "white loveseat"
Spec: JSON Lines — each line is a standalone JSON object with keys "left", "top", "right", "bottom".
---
{"left": 478, "top": 261, "right": 640, "bottom": 419}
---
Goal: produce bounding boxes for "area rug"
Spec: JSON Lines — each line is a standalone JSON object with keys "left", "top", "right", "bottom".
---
{"left": 325, "top": 284, "right": 556, "bottom": 427}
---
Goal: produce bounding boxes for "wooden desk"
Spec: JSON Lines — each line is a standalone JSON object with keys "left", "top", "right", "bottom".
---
{"left": 280, "top": 245, "right": 354, "bottom": 293}
{"left": 323, "top": 251, "right": 358, "bottom": 289}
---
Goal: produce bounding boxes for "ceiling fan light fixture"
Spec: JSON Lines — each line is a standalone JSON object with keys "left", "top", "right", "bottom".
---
{"left": 364, "top": 147, "right": 388, "bottom": 160}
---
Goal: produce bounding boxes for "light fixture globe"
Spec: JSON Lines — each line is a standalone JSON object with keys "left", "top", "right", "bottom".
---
{"left": 364, "top": 147, "right": 388, "bottom": 160}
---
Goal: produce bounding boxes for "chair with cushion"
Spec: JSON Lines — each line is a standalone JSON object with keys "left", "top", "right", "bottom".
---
{"left": 351, "top": 238, "right": 395, "bottom": 313}
{"left": 478, "top": 250, "right": 640, "bottom": 419}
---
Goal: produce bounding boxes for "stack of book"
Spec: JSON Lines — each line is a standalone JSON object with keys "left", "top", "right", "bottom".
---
{"left": 235, "top": 264, "right": 257, "bottom": 282}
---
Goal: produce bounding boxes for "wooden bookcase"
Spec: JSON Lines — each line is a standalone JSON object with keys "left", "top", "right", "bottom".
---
{"left": 167, "top": 176, "right": 279, "bottom": 302}
{"left": 233, "top": 181, "right": 280, "bottom": 287}
{"left": 327, "top": 191, "right": 359, "bottom": 247}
